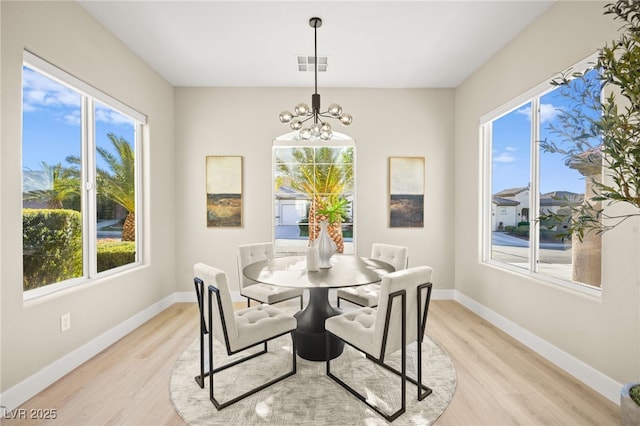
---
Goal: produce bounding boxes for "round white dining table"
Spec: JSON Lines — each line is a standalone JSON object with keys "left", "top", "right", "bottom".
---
{"left": 243, "top": 255, "right": 394, "bottom": 361}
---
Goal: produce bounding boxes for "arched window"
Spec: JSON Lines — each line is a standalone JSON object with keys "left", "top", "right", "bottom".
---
{"left": 273, "top": 133, "right": 355, "bottom": 255}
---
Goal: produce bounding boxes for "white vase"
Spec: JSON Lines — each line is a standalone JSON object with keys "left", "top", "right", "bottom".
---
{"left": 306, "top": 245, "right": 320, "bottom": 271}
{"left": 315, "top": 220, "right": 336, "bottom": 269}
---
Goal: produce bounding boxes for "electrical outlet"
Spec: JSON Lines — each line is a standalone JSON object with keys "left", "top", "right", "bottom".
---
{"left": 60, "top": 313, "right": 71, "bottom": 332}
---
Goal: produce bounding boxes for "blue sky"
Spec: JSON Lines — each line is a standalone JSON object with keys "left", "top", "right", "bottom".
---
{"left": 22, "top": 66, "right": 134, "bottom": 174}
{"left": 22, "top": 64, "right": 595, "bottom": 198}
{"left": 491, "top": 83, "right": 596, "bottom": 195}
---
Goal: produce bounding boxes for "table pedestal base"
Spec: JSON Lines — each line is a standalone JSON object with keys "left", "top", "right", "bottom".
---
{"left": 293, "top": 288, "right": 344, "bottom": 361}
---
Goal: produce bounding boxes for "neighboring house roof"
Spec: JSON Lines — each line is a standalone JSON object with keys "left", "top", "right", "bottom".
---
{"left": 493, "top": 186, "right": 529, "bottom": 197}
{"left": 274, "top": 186, "right": 309, "bottom": 200}
{"left": 492, "top": 196, "right": 520, "bottom": 206}
{"left": 540, "top": 191, "right": 583, "bottom": 206}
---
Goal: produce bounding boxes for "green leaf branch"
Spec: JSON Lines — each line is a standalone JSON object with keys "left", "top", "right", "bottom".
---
{"left": 538, "top": 0, "right": 640, "bottom": 241}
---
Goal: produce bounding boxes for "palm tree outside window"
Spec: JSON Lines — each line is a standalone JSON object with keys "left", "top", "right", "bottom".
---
{"left": 21, "top": 54, "right": 145, "bottom": 297}
{"left": 273, "top": 141, "right": 355, "bottom": 255}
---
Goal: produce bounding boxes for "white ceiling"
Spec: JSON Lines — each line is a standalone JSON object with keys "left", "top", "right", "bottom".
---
{"left": 78, "top": 1, "right": 555, "bottom": 88}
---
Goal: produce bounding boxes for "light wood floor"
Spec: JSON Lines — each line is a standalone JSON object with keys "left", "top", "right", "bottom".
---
{"left": 5, "top": 300, "right": 619, "bottom": 425}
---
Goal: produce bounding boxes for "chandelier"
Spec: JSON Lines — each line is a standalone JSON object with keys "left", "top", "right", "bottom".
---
{"left": 278, "top": 17, "right": 352, "bottom": 140}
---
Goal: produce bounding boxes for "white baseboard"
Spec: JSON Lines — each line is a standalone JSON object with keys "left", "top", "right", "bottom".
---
{"left": 0, "top": 293, "right": 178, "bottom": 410}
{"left": 432, "top": 288, "right": 455, "bottom": 300}
{"left": 173, "top": 291, "right": 196, "bottom": 303}
{"left": 454, "top": 290, "right": 622, "bottom": 405}
{"left": 0, "top": 288, "right": 621, "bottom": 411}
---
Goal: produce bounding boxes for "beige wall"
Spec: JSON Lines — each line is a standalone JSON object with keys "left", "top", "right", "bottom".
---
{"left": 3, "top": 0, "right": 637, "bottom": 407}
{"left": 174, "top": 87, "right": 455, "bottom": 294}
{"left": 0, "top": 1, "right": 176, "bottom": 392}
{"left": 454, "top": 1, "right": 640, "bottom": 384}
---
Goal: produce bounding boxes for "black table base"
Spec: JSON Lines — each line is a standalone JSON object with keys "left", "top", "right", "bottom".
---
{"left": 293, "top": 288, "right": 344, "bottom": 361}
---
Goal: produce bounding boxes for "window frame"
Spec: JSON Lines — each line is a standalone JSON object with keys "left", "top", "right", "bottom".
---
{"left": 22, "top": 51, "right": 147, "bottom": 301}
{"left": 479, "top": 54, "right": 602, "bottom": 297}
{"left": 272, "top": 133, "right": 356, "bottom": 256}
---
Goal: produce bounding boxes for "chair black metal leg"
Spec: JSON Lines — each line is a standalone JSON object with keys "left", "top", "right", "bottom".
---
{"left": 327, "top": 333, "right": 406, "bottom": 422}
{"left": 195, "top": 328, "right": 209, "bottom": 387}
{"left": 372, "top": 355, "right": 433, "bottom": 397}
{"left": 209, "top": 333, "right": 297, "bottom": 410}
{"left": 325, "top": 331, "right": 331, "bottom": 375}
{"left": 194, "top": 277, "right": 209, "bottom": 388}
{"left": 195, "top": 331, "right": 207, "bottom": 386}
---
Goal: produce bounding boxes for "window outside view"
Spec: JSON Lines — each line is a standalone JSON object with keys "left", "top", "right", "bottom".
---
{"left": 487, "top": 68, "right": 602, "bottom": 288}
{"left": 274, "top": 145, "right": 354, "bottom": 255}
{"left": 22, "top": 63, "right": 140, "bottom": 294}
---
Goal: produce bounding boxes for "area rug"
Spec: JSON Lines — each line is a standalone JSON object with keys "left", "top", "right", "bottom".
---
{"left": 170, "top": 331, "right": 456, "bottom": 425}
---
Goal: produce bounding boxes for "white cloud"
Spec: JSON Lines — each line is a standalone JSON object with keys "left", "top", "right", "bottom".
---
{"left": 494, "top": 152, "right": 516, "bottom": 163}
{"left": 22, "top": 67, "right": 80, "bottom": 112}
{"left": 505, "top": 146, "right": 517, "bottom": 152}
{"left": 64, "top": 110, "right": 81, "bottom": 126}
{"left": 540, "top": 103, "right": 562, "bottom": 123}
{"left": 516, "top": 105, "right": 531, "bottom": 119}
{"left": 95, "top": 105, "right": 133, "bottom": 126}
{"left": 23, "top": 67, "right": 133, "bottom": 128}
{"left": 516, "top": 103, "right": 562, "bottom": 123}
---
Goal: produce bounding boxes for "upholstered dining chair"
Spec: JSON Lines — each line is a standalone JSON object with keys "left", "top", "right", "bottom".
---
{"left": 336, "top": 243, "right": 409, "bottom": 308}
{"left": 325, "top": 265, "right": 433, "bottom": 422}
{"left": 237, "top": 242, "right": 304, "bottom": 309}
{"left": 194, "top": 263, "right": 297, "bottom": 410}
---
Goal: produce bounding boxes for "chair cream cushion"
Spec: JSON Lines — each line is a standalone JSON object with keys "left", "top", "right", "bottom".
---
{"left": 194, "top": 263, "right": 297, "bottom": 353}
{"left": 325, "top": 307, "right": 378, "bottom": 355}
{"left": 241, "top": 283, "right": 303, "bottom": 305}
{"left": 336, "top": 243, "right": 408, "bottom": 308}
{"left": 233, "top": 304, "right": 297, "bottom": 351}
{"left": 237, "top": 242, "right": 303, "bottom": 304}
{"left": 370, "top": 243, "right": 409, "bottom": 271}
{"left": 237, "top": 242, "right": 275, "bottom": 290}
{"left": 195, "top": 263, "right": 238, "bottom": 346}
{"left": 327, "top": 266, "right": 433, "bottom": 357}
{"left": 336, "top": 284, "right": 380, "bottom": 307}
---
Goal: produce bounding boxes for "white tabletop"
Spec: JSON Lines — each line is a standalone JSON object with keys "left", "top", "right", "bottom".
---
{"left": 243, "top": 255, "right": 395, "bottom": 289}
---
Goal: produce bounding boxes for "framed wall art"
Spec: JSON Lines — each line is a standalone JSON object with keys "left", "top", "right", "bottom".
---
{"left": 389, "top": 156, "right": 424, "bottom": 228}
{"left": 206, "top": 156, "right": 243, "bottom": 227}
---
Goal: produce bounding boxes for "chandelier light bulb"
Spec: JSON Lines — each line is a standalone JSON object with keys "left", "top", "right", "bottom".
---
{"left": 279, "top": 111, "right": 293, "bottom": 123}
{"left": 339, "top": 113, "right": 353, "bottom": 126}
{"left": 320, "top": 129, "right": 332, "bottom": 140}
{"left": 320, "top": 123, "right": 332, "bottom": 133}
{"left": 290, "top": 119, "right": 303, "bottom": 130}
{"left": 311, "top": 124, "right": 321, "bottom": 136}
{"left": 294, "top": 103, "right": 310, "bottom": 116}
{"left": 300, "top": 128, "right": 312, "bottom": 139}
{"left": 327, "top": 104, "right": 342, "bottom": 117}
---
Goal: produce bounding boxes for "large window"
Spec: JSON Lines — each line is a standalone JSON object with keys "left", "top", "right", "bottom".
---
{"left": 273, "top": 139, "right": 355, "bottom": 255}
{"left": 482, "top": 58, "right": 602, "bottom": 291}
{"left": 21, "top": 52, "right": 146, "bottom": 298}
